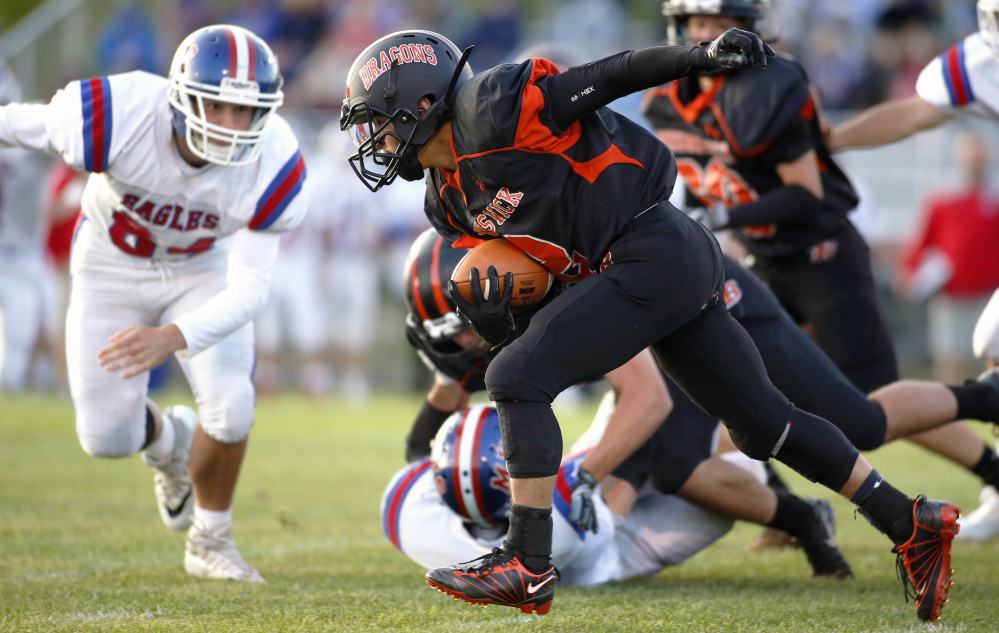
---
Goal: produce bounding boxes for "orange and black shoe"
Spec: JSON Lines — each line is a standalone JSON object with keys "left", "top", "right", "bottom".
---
{"left": 426, "top": 546, "right": 559, "bottom": 615}
{"left": 892, "top": 496, "right": 961, "bottom": 622}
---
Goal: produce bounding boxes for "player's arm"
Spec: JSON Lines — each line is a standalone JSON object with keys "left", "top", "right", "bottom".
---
{"left": 578, "top": 350, "right": 671, "bottom": 482}
{"left": 406, "top": 377, "right": 471, "bottom": 462}
{"left": 543, "top": 30, "right": 772, "bottom": 130}
{"left": 828, "top": 96, "right": 953, "bottom": 152}
{"left": 718, "top": 146, "right": 823, "bottom": 230}
{"left": 172, "top": 228, "right": 279, "bottom": 358}
{"left": 0, "top": 102, "right": 56, "bottom": 152}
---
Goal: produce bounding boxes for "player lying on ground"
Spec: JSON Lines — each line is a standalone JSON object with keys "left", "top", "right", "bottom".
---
{"left": 383, "top": 402, "right": 789, "bottom": 586}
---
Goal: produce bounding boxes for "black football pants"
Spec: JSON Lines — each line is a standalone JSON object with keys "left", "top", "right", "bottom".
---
{"left": 486, "top": 202, "right": 859, "bottom": 490}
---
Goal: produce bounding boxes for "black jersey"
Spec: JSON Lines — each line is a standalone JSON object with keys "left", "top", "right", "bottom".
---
{"left": 642, "top": 56, "right": 859, "bottom": 258}
{"left": 425, "top": 58, "right": 679, "bottom": 285}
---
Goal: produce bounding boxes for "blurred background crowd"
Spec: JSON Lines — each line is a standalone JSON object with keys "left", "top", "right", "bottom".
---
{"left": 2, "top": 0, "right": 999, "bottom": 403}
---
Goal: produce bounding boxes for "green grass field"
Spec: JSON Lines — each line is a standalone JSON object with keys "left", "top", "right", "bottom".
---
{"left": 2, "top": 390, "right": 998, "bottom": 632}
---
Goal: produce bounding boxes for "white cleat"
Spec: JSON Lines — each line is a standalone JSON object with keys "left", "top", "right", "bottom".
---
{"left": 956, "top": 485, "right": 999, "bottom": 542}
{"left": 185, "top": 519, "right": 265, "bottom": 582}
{"left": 143, "top": 405, "right": 197, "bottom": 532}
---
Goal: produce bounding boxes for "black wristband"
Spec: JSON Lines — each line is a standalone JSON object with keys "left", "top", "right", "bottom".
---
{"left": 405, "top": 399, "right": 454, "bottom": 463}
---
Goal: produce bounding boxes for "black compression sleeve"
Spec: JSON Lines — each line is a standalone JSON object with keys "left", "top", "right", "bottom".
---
{"left": 725, "top": 185, "right": 821, "bottom": 228}
{"left": 405, "top": 400, "right": 454, "bottom": 463}
{"left": 546, "top": 46, "right": 708, "bottom": 130}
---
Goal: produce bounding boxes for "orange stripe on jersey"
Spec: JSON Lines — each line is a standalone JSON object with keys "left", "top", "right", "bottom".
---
{"left": 668, "top": 76, "right": 725, "bottom": 125}
{"left": 798, "top": 95, "right": 815, "bottom": 121}
{"left": 709, "top": 101, "right": 774, "bottom": 159}
{"left": 560, "top": 144, "right": 643, "bottom": 184}
{"left": 514, "top": 59, "right": 582, "bottom": 154}
{"left": 454, "top": 234, "right": 488, "bottom": 249}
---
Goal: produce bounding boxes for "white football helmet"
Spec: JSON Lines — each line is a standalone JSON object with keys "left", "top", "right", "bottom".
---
{"left": 980, "top": 0, "right": 999, "bottom": 57}
{"left": 168, "top": 24, "right": 284, "bottom": 166}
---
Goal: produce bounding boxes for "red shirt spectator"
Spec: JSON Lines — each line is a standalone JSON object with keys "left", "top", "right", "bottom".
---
{"left": 900, "top": 188, "right": 999, "bottom": 297}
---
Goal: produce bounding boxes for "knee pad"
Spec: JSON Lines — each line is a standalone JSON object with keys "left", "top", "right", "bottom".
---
{"left": 74, "top": 396, "right": 146, "bottom": 458}
{"left": 196, "top": 378, "right": 256, "bottom": 443}
{"left": 497, "top": 400, "right": 562, "bottom": 478}
{"left": 485, "top": 345, "right": 558, "bottom": 404}
{"left": 841, "top": 401, "right": 888, "bottom": 451}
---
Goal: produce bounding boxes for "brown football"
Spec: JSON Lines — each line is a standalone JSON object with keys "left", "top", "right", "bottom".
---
{"left": 451, "top": 238, "right": 554, "bottom": 315}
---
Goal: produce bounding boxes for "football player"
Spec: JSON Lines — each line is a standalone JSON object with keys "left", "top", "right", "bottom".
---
{"left": 0, "top": 60, "right": 55, "bottom": 392}
{"left": 402, "top": 228, "right": 854, "bottom": 580}
{"left": 645, "top": 0, "right": 897, "bottom": 395}
{"left": 382, "top": 402, "right": 769, "bottom": 587}
{"left": 0, "top": 25, "right": 309, "bottom": 580}
{"left": 341, "top": 29, "right": 956, "bottom": 621}
{"left": 828, "top": 0, "right": 999, "bottom": 542}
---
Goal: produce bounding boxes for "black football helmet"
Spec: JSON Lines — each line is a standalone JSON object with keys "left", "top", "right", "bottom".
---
{"left": 340, "top": 30, "right": 473, "bottom": 192}
{"left": 403, "top": 228, "right": 494, "bottom": 376}
{"left": 661, "top": 0, "right": 765, "bottom": 46}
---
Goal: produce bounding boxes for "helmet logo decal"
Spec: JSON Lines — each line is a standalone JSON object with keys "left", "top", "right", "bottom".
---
{"left": 474, "top": 187, "right": 523, "bottom": 235}
{"left": 360, "top": 44, "right": 439, "bottom": 91}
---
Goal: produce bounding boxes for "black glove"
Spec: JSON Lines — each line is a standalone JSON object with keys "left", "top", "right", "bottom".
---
{"left": 447, "top": 265, "right": 516, "bottom": 349}
{"left": 569, "top": 466, "right": 599, "bottom": 533}
{"left": 696, "top": 28, "right": 775, "bottom": 72}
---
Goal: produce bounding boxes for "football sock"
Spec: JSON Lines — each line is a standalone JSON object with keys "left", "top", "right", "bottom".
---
{"left": 949, "top": 381, "right": 999, "bottom": 422}
{"left": 766, "top": 491, "right": 813, "bottom": 537}
{"left": 971, "top": 443, "right": 999, "bottom": 488}
{"left": 141, "top": 411, "right": 175, "bottom": 466}
{"left": 764, "top": 461, "right": 792, "bottom": 496}
{"left": 506, "top": 503, "right": 553, "bottom": 574}
{"left": 141, "top": 407, "right": 157, "bottom": 451}
{"left": 851, "top": 470, "right": 914, "bottom": 545}
{"left": 194, "top": 505, "right": 233, "bottom": 531}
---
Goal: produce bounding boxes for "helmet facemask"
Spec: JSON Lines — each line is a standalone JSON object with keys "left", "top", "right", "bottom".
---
{"left": 342, "top": 98, "right": 423, "bottom": 191}
{"left": 169, "top": 77, "right": 282, "bottom": 166}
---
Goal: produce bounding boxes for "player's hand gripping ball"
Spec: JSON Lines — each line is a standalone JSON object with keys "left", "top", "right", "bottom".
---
{"left": 451, "top": 238, "right": 554, "bottom": 315}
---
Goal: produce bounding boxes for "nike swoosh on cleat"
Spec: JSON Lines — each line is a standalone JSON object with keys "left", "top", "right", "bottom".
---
{"left": 527, "top": 575, "right": 554, "bottom": 594}
{"left": 167, "top": 489, "right": 192, "bottom": 518}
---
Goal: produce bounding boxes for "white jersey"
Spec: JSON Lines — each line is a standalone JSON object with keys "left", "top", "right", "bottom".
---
{"left": 380, "top": 455, "right": 617, "bottom": 585}
{"left": 0, "top": 146, "right": 52, "bottom": 255}
{"left": 0, "top": 71, "right": 308, "bottom": 356}
{"left": 916, "top": 33, "right": 999, "bottom": 121}
{"left": 0, "top": 71, "right": 307, "bottom": 258}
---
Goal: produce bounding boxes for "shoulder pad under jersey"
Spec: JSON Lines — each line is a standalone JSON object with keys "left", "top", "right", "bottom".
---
{"left": 713, "top": 56, "right": 811, "bottom": 157}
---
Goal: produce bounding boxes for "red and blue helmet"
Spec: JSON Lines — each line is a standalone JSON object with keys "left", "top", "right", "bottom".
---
{"left": 431, "top": 405, "right": 510, "bottom": 527}
{"left": 168, "top": 24, "right": 284, "bottom": 166}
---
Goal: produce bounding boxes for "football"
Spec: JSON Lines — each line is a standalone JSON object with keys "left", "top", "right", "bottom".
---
{"left": 451, "top": 238, "right": 554, "bottom": 315}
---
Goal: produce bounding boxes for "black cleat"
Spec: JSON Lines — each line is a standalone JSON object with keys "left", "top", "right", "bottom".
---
{"left": 893, "top": 496, "right": 960, "bottom": 622}
{"left": 426, "top": 546, "right": 558, "bottom": 615}
{"left": 798, "top": 498, "right": 854, "bottom": 579}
